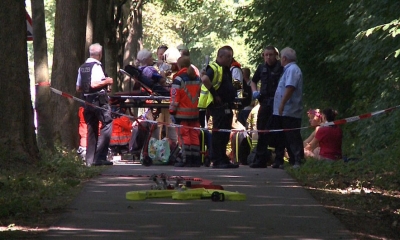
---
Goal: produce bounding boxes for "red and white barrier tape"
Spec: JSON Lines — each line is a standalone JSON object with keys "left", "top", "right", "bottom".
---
{"left": 50, "top": 87, "right": 400, "bottom": 133}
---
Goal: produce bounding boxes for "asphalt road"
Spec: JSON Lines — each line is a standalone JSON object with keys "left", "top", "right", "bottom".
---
{"left": 41, "top": 163, "right": 354, "bottom": 240}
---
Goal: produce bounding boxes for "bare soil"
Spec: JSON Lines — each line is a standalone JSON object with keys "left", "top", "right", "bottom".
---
{"left": 307, "top": 188, "right": 400, "bottom": 239}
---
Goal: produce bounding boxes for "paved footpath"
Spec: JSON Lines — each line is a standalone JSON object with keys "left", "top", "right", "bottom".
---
{"left": 42, "top": 163, "right": 355, "bottom": 240}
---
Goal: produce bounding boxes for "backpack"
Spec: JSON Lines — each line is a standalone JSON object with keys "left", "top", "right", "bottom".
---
{"left": 230, "top": 131, "right": 252, "bottom": 165}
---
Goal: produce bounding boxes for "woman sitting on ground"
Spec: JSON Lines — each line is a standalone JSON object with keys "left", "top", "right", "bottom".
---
{"left": 305, "top": 108, "right": 342, "bottom": 161}
{"left": 303, "top": 109, "right": 322, "bottom": 158}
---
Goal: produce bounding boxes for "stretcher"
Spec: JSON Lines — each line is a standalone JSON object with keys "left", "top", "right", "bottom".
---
{"left": 125, "top": 173, "right": 245, "bottom": 201}
{"left": 126, "top": 188, "right": 246, "bottom": 201}
{"left": 109, "top": 65, "right": 246, "bottom": 110}
{"left": 109, "top": 65, "right": 171, "bottom": 109}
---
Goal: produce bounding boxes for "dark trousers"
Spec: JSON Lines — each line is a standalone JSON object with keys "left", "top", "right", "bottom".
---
{"left": 84, "top": 95, "right": 113, "bottom": 165}
{"left": 208, "top": 103, "right": 233, "bottom": 164}
{"left": 237, "top": 109, "right": 251, "bottom": 127}
{"left": 254, "top": 102, "right": 274, "bottom": 163}
{"left": 268, "top": 115, "right": 303, "bottom": 165}
{"left": 199, "top": 109, "right": 210, "bottom": 128}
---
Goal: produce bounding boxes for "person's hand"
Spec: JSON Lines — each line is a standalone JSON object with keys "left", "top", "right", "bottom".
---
{"left": 252, "top": 91, "right": 260, "bottom": 99}
{"left": 170, "top": 115, "right": 176, "bottom": 124}
{"left": 214, "top": 96, "right": 222, "bottom": 106}
{"left": 106, "top": 77, "right": 113, "bottom": 85}
{"left": 305, "top": 143, "right": 312, "bottom": 151}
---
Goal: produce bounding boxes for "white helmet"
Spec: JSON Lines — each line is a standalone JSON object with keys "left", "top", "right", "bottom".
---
{"left": 163, "top": 48, "right": 181, "bottom": 64}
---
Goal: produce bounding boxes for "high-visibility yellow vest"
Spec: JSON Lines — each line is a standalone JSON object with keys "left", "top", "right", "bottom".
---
{"left": 198, "top": 62, "right": 223, "bottom": 108}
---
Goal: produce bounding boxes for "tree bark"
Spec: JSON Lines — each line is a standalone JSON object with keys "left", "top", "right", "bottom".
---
{"left": 122, "top": 0, "right": 142, "bottom": 68}
{"left": 0, "top": 0, "right": 39, "bottom": 164}
{"left": 32, "top": 0, "right": 53, "bottom": 150}
{"left": 105, "top": 0, "right": 118, "bottom": 92}
{"left": 49, "top": 0, "right": 88, "bottom": 149}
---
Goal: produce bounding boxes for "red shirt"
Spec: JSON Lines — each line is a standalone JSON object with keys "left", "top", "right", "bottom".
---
{"left": 315, "top": 126, "right": 343, "bottom": 160}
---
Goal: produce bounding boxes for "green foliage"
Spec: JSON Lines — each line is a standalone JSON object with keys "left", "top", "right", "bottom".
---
{"left": 0, "top": 147, "right": 102, "bottom": 223}
{"left": 237, "top": 0, "right": 400, "bottom": 160}
{"left": 143, "top": 0, "right": 252, "bottom": 69}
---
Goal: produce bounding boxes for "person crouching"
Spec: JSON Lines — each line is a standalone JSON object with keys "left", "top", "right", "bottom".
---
{"left": 170, "top": 56, "right": 201, "bottom": 167}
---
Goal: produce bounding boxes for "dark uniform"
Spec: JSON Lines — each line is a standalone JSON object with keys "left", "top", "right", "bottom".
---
{"left": 251, "top": 61, "right": 283, "bottom": 165}
{"left": 79, "top": 61, "right": 113, "bottom": 166}
{"left": 205, "top": 63, "right": 237, "bottom": 167}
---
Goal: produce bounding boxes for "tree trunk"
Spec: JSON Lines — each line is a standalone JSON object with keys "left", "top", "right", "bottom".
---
{"left": 85, "top": 0, "right": 94, "bottom": 58}
{"left": 122, "top": 0, "right": 142, "bottom": 68}
{"left": 0, "top": 1, "right": 39, "bottom": 164}
{"left": 105, "top": 0, "right": 118, "bottom": 92}
{"left": 32, "top": 0, "right": 53, "bottom": 150}
{"left": 49, "top": 0, "right": 88, "bottom": 149}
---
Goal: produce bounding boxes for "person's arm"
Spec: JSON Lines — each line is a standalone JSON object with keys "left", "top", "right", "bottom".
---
{"left": 305, "top": 135, "right": 319, "bottom": 151}
{"left": 250, "top": 65, "right": 261, "bottom": 92}
{"left": 303, "top": 130, "right": 316, "bottom": 147}
{"left": 278, "top": 86, "right": 295, "bottom": 115}
{"left": 250, "top": 81, "right": 258, "bottom": 93}
{"left": 201, "top": 67, "right": 221, "bottom": 105}
{"left": 90, "top": 64, "right": 113, "bottom": 88}
{"left": 76, "top": 70, "right": 82, "bottom": 92}
{"left": 232, "top": 67, "right": 243, "bottom": 83}
{"left": 91, "top": 77, "right": 113, "bottom": 88}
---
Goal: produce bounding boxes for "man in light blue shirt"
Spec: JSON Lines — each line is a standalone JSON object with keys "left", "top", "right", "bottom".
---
{"left": 270, "top": 47, "right": 304, "bottom": 168}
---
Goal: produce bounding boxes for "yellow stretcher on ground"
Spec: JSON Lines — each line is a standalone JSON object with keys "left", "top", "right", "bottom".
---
{"left": 126, "top": 188, "right": 246, "bottom": 201}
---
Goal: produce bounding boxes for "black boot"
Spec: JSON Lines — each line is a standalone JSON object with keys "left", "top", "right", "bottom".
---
{"left": 191, "top": 145, "right": 201, "bottom": 167}
{"left": 249, "top": 155, "right": 267, "bottom": 168}
{"left": 174, "top": 145, "right": 186, "bottom": 167}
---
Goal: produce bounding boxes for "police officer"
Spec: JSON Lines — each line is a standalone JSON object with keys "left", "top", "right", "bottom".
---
{"left": 199, "top": 46, "right": 238, "bottom": 168}
{"left": 76, "top": 43, "right": 113, "bottom": 167}
{"left": 249, "top": 46, "right": 283, "bottom": 168}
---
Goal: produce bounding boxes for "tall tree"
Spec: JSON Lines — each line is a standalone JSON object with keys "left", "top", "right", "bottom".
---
{"left": 0, "top": 0, "right": 39, "bottom": 163}
{"left": 121, "top": 0, "right": 143, "bottom": 69}
{"left": 49, "top": 0, "right": 88, "bottom": 149}
{"left": 86, "top": 0, "right": 107, "bottom": 58}
{"left": 32, "top": 0, "right": 53, "bottom": 150}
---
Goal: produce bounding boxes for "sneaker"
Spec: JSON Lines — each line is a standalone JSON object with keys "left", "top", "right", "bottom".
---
{"left": 249, "top": 162, "right": 267, "bottom": 168}
{"left": 271, "top": 163, "right": 284, "bottom": 169}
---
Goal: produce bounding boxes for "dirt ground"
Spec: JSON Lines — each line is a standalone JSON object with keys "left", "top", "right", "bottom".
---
{"left": 308, "top": 188, "right": 400, "bottom": 240}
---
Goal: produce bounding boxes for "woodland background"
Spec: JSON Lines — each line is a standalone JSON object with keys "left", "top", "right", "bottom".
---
{"left": 1, "top": 0, "right": 400, "bottom": 165}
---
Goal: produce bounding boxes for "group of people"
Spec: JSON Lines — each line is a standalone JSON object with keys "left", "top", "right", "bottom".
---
{"left": 247, "top": 46, "right": 343, "bottom": 168}
{"left": 76, "top": 42, "right": 342, "bottom": 168}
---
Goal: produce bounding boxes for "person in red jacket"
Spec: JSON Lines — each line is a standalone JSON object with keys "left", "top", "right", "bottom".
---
{"left": 169, "top": 56, "right": 201, "bottom": 167}
{"left": 110, "top": 108, "right": 132, "bottom": 155}
{"left": 77, "top": 106, "right": 103, "bottom": 161}
{"left": 77, "top": 106, "right": 88, "bottom": 160}
{"left": 305, "top": 108, "right": 342, "bottom": 161}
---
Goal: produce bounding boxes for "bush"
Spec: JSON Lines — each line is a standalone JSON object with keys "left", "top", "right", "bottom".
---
{"left": 0, "top": 147, "right": 102, "bottom": 224}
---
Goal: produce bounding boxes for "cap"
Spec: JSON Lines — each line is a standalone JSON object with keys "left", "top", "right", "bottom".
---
{"left": 163, "top": 48, "right": 181, "bottom": 64}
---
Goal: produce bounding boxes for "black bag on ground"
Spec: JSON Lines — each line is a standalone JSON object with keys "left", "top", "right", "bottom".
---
{"left": 231, "top": 131, "right": 252, "bottom": 165}
{"left": 129, "top": 121, "right": 151, "bottom": 153}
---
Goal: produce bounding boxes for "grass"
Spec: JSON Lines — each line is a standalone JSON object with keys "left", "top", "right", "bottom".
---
{"left": 286, "top": 157, "right": 400, "bottom": 239}
{"left": 0, "top": 147, "right": 104, "bottom": 238}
